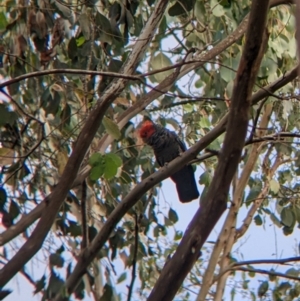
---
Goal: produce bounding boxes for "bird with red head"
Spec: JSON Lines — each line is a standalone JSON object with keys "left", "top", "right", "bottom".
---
{"left": 139, "top": 120, "right": 199, "bottom": 203}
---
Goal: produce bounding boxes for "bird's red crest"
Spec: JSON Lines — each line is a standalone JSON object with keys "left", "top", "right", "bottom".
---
{"left": 139, "top": 120, "right": 156, "bottom": 139}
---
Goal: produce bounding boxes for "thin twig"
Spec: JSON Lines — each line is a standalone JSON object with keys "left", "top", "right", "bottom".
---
{"left": 81, "top": 180, "right": 88, "bottom": 250}
{"left": 216, "top": 266, "right": 300, "bottom": 282}
{"left": 248, "top": 97, "right": 269, "bottom": 142}
{"left": 149, "top": 97, "right": 226, "bottom": 111}
{"left": 127, "top": 213, "right": 139, "bottom": 301}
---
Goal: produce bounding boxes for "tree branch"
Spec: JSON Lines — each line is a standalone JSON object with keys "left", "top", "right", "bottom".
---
{"left": 217, "top": 266, "right": 300, "bottom": 282}
{"left": 127, "top": 213, "right": 139, "bottom": 301}
{"left": 236, "top": 154, "right": 284, "bottom": 238}
{"left": 214, "top": 94, "right": 272, "bottom": 301}
{"left": 0, "top": 0, "right": 168, "bottom": 288}
{"left": 80, "top": 180, "right": 88, "bottom": 250}
{"left": 214, "top": 256, "right": 300, "bottom": 283}
{"left": 198, "top": 102, "right": 273, "bottom": 301}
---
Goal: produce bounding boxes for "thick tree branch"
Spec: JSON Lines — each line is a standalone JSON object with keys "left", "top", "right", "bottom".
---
{"left": 0, "top": 0, "right": 169, "bottom": 288}
{"left": 214, "top": 101, "right": 272, "bottom": 301}
{"left": 146, "top": 1, "right": 270, "bottom": 300}
{"left": 197, "top": 102, "right": 273, "bottom": 301}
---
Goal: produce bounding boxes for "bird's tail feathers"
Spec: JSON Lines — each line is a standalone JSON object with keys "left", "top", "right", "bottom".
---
{"left": 171, "top": 165, "right": 199, "bottom": 203}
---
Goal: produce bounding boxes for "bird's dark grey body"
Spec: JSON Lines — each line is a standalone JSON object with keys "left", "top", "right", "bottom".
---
{"left": 146, "top": 125, "right": 186, "bottom": 166}
{"left": 144, "top": 124, "right": 199, "bottom": 203}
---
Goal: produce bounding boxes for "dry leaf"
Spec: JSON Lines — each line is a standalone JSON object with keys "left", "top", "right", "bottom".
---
{"left": 56, "top": 151, "right": 68, "bottom": 175}
{"left": 130, "top": 91, "right": 136, "bottom": 102}
{"left": 0, "top": 148, "right": 15, "bottom": 166}
{"left": 115, "top": 97, "right": 129, "bottom": 106}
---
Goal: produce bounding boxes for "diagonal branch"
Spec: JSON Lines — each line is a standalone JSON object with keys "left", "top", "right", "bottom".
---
{"left": 197, "top": 101, "right": 273, "bottom": 301}
{"left": 214, "top": 103, "right": 272, "bottom": 301}
{"left": 0, "top": 0, "right": 169, "bottom": 288}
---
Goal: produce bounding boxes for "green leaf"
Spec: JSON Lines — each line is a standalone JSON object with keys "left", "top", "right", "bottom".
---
{"left": 76, "top": 36, "right": 86, "bottom": 47}
{"left": 103, "top": 116, "right": 121, "bottom": 140}
{"left": 280, "top": 207, "right": 295, "bottom": 227}
{"left": 269, "top": 179, "right": 280, "bottom": 194}
{"left": 105, "top": 153, "right": 122, "bottom": 167}
{"left": 248, "top": 266, "right": 256, "bottom": 277}
{"left": 9, "top": 200, "right": 20, "bottom": 220}
{"left": 78, "top": 13, "right": 90, "bottom": 40}
{"left": 47, "top": 271, "right": 64, "bottom": 298}
{"left": 0, "top": 188, "right": 7, "bottom": 210}
{"left": 68, "top": 37, "right": 78, "bottom": 59}
{"left": 89, "top": 153, "right": 106, "bottom": 180}
{"left": 257, "top": 281, "right": 269, "bottom": 297}
{"left": 0, "top": 12, "right": 8, "bottom": 31}
{"left": 286, "top": 268, "right": 299, "bottom": 277}
{"left": 0, "top": 104, "right": 18, "bottom": 126}
{"left": 53, "top": 0, "right": 72, "bottom": 20}
{"left": 269, "top": 268, "right": 277, "bottom": 281}
{"left": 211, "top": 0, "right": 225, "bottom": 16}
{"left": 164, "top": 216, "right": 172, "bottom": 226}
{"left": 117, "top": 272, "right": 127, "bottom": 283}
{"left": 230, "top": 287, "right": 235, "bottom": 301}
{"left": 99, "top": 284, "right": 113, "bottom": 301}
{"left": 199, "top": 171, "right": 210, "bottom": 185}
{"left": 168, "top": 208, "right": 178, "bottom": 224}
{"left": 174, "top": 230, "right": 183, "bottom": 240}
{"left": 34, "top": 275, "right": 46, "bottom": 294}
{"left": 283, "top": 225, "right": 294, "bottom": 236}
{"left": 153, "top": 225, "right": 159, "bottom": 237}
{"left": 254, "top": 214, "right": 263, "bottom": 226}
{"left": 89, "top": 153, "right": 103, "bottom": 166}
{"left": 295, "top": 205, "right": 300, "bottom": 223}
{"left": 199, "top": 117, "right": 211, "bottom": 128}
{"left": 168, "top": 0, "right": 195, "bottom": 16}
{"left": 95, "top": 12, "right": 111, "bottom": 30}
{"left": 150, "top": 53, "right": 173, "bottom": 82}
{"left": 90, "top": 165, "right": 105, "bottom": 180}
{"left": 278, "top": 281, "right": 292, "bottom": 293}
{"left": 49, "top": 253, "right": 64, "bottom": 268}
{"left": 103, "top": 154, "right": 118, "bottom": 179}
